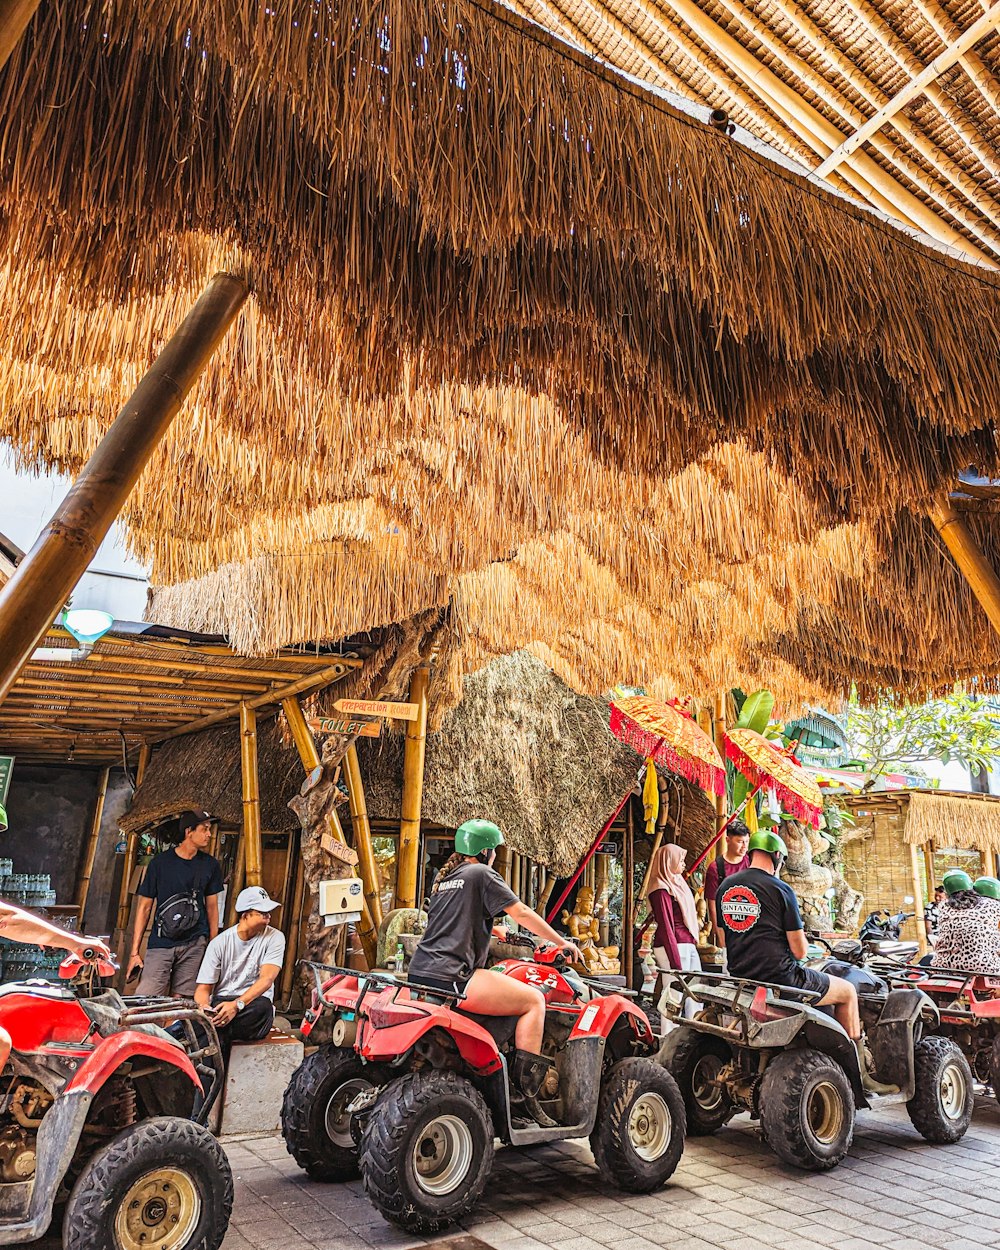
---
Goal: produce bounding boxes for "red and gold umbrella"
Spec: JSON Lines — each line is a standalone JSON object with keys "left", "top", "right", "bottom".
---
{"left": 609, "top": 696, "right": 725, "bottom": 796}
{"left": 724, "top": 727, "right": 823, "bottom": 828}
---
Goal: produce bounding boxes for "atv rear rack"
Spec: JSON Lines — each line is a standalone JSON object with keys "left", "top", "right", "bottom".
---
{"left": 301, "top": 960, "right": 468, "bottom": 1012}
{"left": 663, "top": 970, "right": 823, "bottom": 1043}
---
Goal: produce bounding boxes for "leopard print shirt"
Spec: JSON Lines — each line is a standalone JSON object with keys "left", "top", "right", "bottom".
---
{"left": 931, "top": 896, "right": 1000, "bottom": 973}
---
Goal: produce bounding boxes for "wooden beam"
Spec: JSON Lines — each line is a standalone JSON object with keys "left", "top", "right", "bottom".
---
{"left": 343, "top": 743, "right": 384, "bottom": 931}
{"left": 75, "top": 766, "right": 109, "bottom": 917}
{"left": 279, "top": 838, "right": 307, "bottom": 1003}
{"left": 912, "top": 0, "right": 1000, "bottom": 116}
{"left": 154, "top": 660, "right": 351, "bottom": 741}
{"left": 0, "top": 0, "right": 40, "bottom": 71}
{"left": 910, "top": 842, "right": 929, "bottom": 957}
{"left": 224, "top": 835, "right": 247, "bottom": 928}
{"left": 395, "top": 665, "right": 430, "bottom": 909}
{"left": 239, "top": 702, "right": 263, "bottom": 887}
{"left": 0, "top": 274, "right": 248, "bottom": 708}
{"left": 815, "top": 0, "right": 1000, "bottom": 177}
{"left": 929, "top": 496, "right": 1000, "bottom": 636}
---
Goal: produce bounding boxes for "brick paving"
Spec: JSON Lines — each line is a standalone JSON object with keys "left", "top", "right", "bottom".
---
{"left": 220, "top": 1095, "right": 1000, "bottom": 1250}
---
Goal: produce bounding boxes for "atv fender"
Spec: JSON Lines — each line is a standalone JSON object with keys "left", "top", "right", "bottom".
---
{"left": 568, "top": 995, "right": 656, "bottom": 1049}
{"left": 360, "top": 1000, "right": 504, "bottom": 1074}
{"left": 868, "top": 988, "right": 939, "bottom": 1093}
{"left": 65, "top": 1030, "right": 202, "bottom": 1095}
{"left": 0, "top": 1088, "right": 92, "bottom": 1242}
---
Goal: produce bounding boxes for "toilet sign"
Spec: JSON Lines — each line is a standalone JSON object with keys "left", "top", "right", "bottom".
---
{"left": 307, "top": 715, "right": 382, "bottom": 738}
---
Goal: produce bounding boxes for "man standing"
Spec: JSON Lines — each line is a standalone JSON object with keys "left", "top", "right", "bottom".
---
{"left": 127, "top": 809, "right": 224, "bottom": 997}
{"left": 194, "top": 886, "right": 286, "bottom": 1054}
{"left": 703, "top": 821, "right": 750, "bottom": 949}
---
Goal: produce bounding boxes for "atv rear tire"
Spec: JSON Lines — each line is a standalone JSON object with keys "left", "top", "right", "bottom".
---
{"left": 62, "top": 1116, "right": 232, "bottom": 1250}
{"left": 759, "top": 1048, "right": 854, "bottom": 1171}
{"left": 590, "top": 1058, "right": 685, "bottom": 1193}
{"left": 360, "top": 1070, "right": 494, "bottom": 1233}
{"left": 907, "top": 1036, "right": 973, "bottom": 1144}
{"left": 665, "top": 1029, "right": 735, "bottom": 1135}
{"left": 282, "top": 1046, "right": 388, "bottom": 1181}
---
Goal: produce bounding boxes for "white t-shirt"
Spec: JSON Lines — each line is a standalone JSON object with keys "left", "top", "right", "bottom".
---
{"left": 196, "top": 924, "right": 286, "bottom": 1001}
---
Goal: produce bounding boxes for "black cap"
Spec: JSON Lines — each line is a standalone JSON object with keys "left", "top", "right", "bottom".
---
{"left": 179, "top": 809, "right": 213, "bottom": 836}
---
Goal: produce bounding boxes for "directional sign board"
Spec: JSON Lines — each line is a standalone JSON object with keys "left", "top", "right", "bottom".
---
{"left": 332, "top": 698, "right": 420, "bottom": 722}
{"left": 307, "top": 716, "right": 382, "bottom": 738}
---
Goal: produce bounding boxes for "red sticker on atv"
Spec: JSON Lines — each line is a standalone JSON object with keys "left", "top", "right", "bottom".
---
{"left": 720, "top": 884, "right": 761, "bottom": 932}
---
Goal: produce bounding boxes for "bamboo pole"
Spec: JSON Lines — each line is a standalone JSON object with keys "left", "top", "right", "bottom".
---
{"left": 343, "top": 743, "right": 384, "bottom": 931}
{"left": 115, "top": 745, "right": 151, "bottom": 932}
{"left": 280, "top": 696, "right": 377, "bottom": 966}
{"left": 279, "top": 838, "right": 307, "bottom": 1003}
{"left": 225, "top": 835, "right": 247, "bottom": 928}
{"left": 495, "top": 843, "right": 511, "bottom": 884}
{"left": 929, "top": 496, "right": 1000, "bottom": 635}
{"left": 912, "top": 0, "right": 1000, "bottom": 115}
{"left": 0, "top": 0, "right": 40, "bottom": 72}
{"left": 923, "top": 841, "right": 936, "bottom": 903}
{"left": 0, "top": 274, "right": 248, "bottom": 707}
{"left": 239, "top": 702, "right": 263, "bottom": 888}
{"left": 714, "top": 692, "right": 728, "bottom": 830}
{"left": 395, "top": 665, "right": 430, "bottom": 909}
{"left": 623, "top": 797, "right": 634, "bottom": 986}
{"left": 536, "top": 871, "right": 555, "bottom": 915}
{"left": 75, "top": 765, "right": 109, "bottom": 916}
{"left": 910, "top": 842, "right": 929, "bottom": 957}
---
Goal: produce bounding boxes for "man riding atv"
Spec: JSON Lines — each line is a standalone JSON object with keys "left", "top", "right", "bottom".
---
{"left": 718, "top": 831, "right": 861, "bottom": 1043}
{"left": 407, "top": 819, "right": 583, "bottom": 1126}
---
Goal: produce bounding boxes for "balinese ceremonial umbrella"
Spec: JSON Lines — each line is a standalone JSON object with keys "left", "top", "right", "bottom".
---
{"left": 724, "top": 727, "right": 824, "bottom": 828}
{"left": 609, "top": 696, "right": 726, "bottom": 796}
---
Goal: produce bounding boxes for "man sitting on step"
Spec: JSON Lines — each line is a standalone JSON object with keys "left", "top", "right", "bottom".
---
{"left": 194, "top": 885, "right": 286, "bottom": 1056}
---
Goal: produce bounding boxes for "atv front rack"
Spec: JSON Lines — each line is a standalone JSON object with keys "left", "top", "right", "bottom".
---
{"left": 301, "top": 960, "right": 468, "bottom": 1013}
{"left": 119, "top": 997, "right": 225, "bottom": 1126}
{"left": 663, "top": 970, "right": 824, "bottom": 1043}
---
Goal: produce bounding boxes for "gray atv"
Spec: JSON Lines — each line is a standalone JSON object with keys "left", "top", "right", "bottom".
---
{"left": 659, "top": 970, "right": 973, "bottom": 1171}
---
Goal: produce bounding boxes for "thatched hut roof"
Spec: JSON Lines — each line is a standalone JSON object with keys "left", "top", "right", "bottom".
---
{"left": 842, "top": 789, "right": 1000, "bottom": 858}
{"left": 5, "top": 0, "right": 1000, "bottom": 703}
{"left": 356, "top": 651, "right": 716, "bottom": 874}
{"left": 120, "top": 718, "right": 303, "bottom": 835}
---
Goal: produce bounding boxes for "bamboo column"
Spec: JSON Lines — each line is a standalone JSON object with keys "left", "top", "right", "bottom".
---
{"left": 495, "top": 843, "right": 511, "bottom": 884}
{"left": 0, "top": 0, "right": 41, "bottom": 72}
{"left": 343, "top": 743, "right": 384, "bottom": 931}
{"left": 239, "top": 702, "right": 263, "bottom": 888}
{"left": 714, "top": 692, "right": 728, "bottom": 830}
{"left": 0, "top": 274, "right": 248, "bottom": 706}
{"left": 395, "top": 665, "right": 430, "bottom": 909}
{"left": 536, "top": 870, "right": 555, "bottom": 915}
{"left": 281, "top": 696, "right": 377, "bottom": 965}
{"left": 224, "top": 836, "right": 247, "bottom": 928}
{"left": 909, "top": 842, "right": 929, "bottom": 957}
{"left": 623, "top": 797, "right": 634, "bottom": 986}
{"left": 75, "top": 766, "right": 109, "bottom": 918}
{"left": 922, "top": 841, "right": 936, "bottom": 900}
{"left": 115, "top": 743, "right": 151, "bottom": 932}
{"left": 279, "top": 840, "right": 307, "bottom": 1003}
{"left": 929, "top": 497, "right": 1000, "bottom": 636}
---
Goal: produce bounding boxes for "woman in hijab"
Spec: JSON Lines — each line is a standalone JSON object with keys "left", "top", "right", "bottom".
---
{"left": 647, "top": 843, "right": 701, "bottom": 1017}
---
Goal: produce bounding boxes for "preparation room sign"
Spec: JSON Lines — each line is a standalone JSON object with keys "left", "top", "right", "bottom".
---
{"left": 332, "top": 698, "right": 420, "bottom": 722}
{"left": 0, "top": 757, "right": 12, "bottom": 806}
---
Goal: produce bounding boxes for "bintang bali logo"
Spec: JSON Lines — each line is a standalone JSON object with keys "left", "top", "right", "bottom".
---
{"left": 720, "top": 884, "right": 762, "bottom": 933}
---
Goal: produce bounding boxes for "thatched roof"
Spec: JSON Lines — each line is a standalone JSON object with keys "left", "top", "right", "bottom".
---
{"left": 356, "top": 651, "right": 716, "bottom": 873}
{"left": 843, "top": 788, "right": 1000, "bottom": 857}
{"left": 5, "top": 0, "right": 1000, "bottom": 704}
{"left": 120, "top": 717, "right": 304, "bottom": 834}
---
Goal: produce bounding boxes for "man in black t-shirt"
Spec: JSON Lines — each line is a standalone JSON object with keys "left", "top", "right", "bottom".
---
{"left": 127, "top": 809, "right": 224, "bottom": 997}
{"left": 719, "top": 830, "right": 860, "bottom": 1039}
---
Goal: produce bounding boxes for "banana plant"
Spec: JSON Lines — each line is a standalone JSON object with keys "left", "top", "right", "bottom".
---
{"left": 729, "top": 689, "right": 774, "bottom": 823}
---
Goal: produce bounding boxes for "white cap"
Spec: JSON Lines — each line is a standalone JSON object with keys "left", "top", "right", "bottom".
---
{"left": 235, "top": 886, "right": 281, "bottom": 914}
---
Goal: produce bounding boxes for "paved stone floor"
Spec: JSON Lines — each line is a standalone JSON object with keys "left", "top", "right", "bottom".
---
{"left": 221, "top": 1095, "right": 1000, "bottom": 1250}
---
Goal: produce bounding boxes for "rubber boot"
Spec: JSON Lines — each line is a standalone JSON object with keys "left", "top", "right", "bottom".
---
{"left": 854, "top": 1038, "right": 899, "bottom": 1095}
{"left": 511, "top": 1049, "right": 559, "bottom": 1128}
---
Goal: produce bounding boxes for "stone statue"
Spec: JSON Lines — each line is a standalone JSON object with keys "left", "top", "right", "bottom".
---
{"left": 562, "top": 886, "right": 620, "bottom": 974}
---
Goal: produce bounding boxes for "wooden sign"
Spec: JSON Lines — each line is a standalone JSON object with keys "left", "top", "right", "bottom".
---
{"left": 307, "top": 715, "right": 382, "bottom": 738}
{"left": 333, "top": 698, "right": 420, "bottom": 722}
{"left": 321, "top": 835, "right": 360, "bottom": 866}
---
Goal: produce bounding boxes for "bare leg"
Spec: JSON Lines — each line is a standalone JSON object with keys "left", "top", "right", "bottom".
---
{"left": 462, "top": 968, "right": 547, "bottom": 1051}
{"left": 817, "top": 978, "right": 860, "bottom": 1039}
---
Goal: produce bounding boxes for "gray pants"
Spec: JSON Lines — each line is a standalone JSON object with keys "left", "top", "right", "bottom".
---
{"left": 136, "top": 937, "right": 208, "bottom": 997}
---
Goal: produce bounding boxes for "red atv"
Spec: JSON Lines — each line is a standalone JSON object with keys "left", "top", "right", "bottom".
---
{"left": 282, "top": 939, "right": 685, "bottom": 1232}
{"left": 893, "top": 963, "right": 1000, "bottom": 1102}
{"left": 0, "top": 947, "right": 231, "bottom": 1249}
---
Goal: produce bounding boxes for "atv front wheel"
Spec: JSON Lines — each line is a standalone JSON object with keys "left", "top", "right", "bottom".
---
{"left": 63, "top": 1116, "right": 232, "bottom": 1250}
{"left": 590, "top": 1058, "right": 685, "bottom": 1193}
{"left": 360, "top": 1070, "right": 494, "bottom": 1233}
{"left": 664, "top": 1029, "right": 735, "bottom": 1135}
{"left": 907, "top": 1036, "right": 973, "bottom": 1144}
{"left": 282, "top": 1045, "right": 388, "bottom": 1181}
{"left": 759, "top": 1048, "right": 854, "bottom": 1171}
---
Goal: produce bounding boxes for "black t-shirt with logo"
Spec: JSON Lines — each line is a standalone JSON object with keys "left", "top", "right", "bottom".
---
{"left": 718, "top": 866, "right": 804, "bottom": 984}
{"left": 408, "top": 862, "right": 519, "bottom": 985}
{"left": 137, "top": 849, "right": 224, "bottom": 949}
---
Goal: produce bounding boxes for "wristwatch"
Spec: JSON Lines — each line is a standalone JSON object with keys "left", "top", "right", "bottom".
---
{"left": 235, "top": 998, "right": 246, "bottom": 1012}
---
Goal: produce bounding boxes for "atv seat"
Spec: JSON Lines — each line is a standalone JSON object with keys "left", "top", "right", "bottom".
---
{"left": 453, "top": 1008, "right": 517, "bottom": 1047}
{"left": 79, "top": 990, "right": 179, "bottom": 1046}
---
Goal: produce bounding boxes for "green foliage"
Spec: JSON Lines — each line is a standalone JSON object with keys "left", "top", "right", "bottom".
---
{"left": 844, "top": 693, "right": 1000, "bottom": 788}
{"left": 729, "top": 689, "right": 776, "bottom": 821}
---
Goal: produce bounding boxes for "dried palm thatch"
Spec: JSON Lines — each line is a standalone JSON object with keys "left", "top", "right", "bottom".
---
{"left": 901, "top": 789, "right": 1000, "bottom": 856}
{"left": 4, "top": 0, "right": 1000, "bottom": 703}
{"left": 120, "top": 718, "right": 304, "bottom": 835}
{"left": 356, "top": 650, "right": 716, "bottom": 873}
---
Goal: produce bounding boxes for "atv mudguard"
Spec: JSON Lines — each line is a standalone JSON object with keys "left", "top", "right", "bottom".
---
{"left": 567, "top": 994, "right": 656, "bottom": 1049}
{"left": 0, "top": 1088, "right": 92, "bottom": 1242}
{"left": 867, "top": 987, "right": 939, "bottom": 1093}
{"left": 359, "top": 998, "right": 504, "bottom": 1074}
{"left": 65, "top": 1029, "right": 202, "bottom": 1097}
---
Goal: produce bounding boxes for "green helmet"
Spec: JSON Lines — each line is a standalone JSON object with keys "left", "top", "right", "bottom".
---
{"left": 974, "top": 876, "right": 1000, "bottom": 901}
{"left": 943, "top": 868, "right": 974, "bottom": 895}
{"left": 455, "top": 819, "right": 505, "bottom": 857}
{"left": 748, "top": 830, "right": 788, "bottom": 860}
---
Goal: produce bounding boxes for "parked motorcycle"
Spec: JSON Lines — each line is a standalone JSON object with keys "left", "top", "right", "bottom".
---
{"left": 859, "top": 909, "right": 919, "bottom": 962}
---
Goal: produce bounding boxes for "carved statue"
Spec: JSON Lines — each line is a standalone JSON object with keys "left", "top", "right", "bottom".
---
{"left": 561, "top": 886, "right": 620, "bottom": 974}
